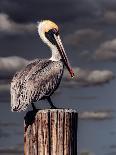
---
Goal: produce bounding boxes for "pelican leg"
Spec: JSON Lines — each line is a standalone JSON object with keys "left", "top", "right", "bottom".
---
{"left": 47, "top": 97, "right": 57, "bottom": 109}
{"left": 31, "top": 102, "right": 37, "bottom": 111}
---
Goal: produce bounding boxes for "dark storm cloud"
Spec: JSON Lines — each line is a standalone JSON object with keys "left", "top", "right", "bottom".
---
{"left": 0, "top": 0, "right": 78, "bottom": 23}
{"left": 0, "top": 0, "right": 116, "bottom": 73}
{"left": 0, "top": 0, "right": 105, "bottom": 25}
{"left": 64, "top": 28, "right": 104, "bottom": 61}
{"left": 0, "top": 0, "right": 115, "bottom": 28}
{"left": 100, "top": 0, "right": 116, "bottom": 11}
{"left": 0, "top": 0, "right": 115, "bottom": 36}
{"left": 65, "top": 28, "right": 103, "bottom": 46}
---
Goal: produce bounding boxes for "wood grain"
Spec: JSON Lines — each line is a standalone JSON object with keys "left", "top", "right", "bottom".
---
{"left": 24, "top": 109, "right": 78, "bottom": 155}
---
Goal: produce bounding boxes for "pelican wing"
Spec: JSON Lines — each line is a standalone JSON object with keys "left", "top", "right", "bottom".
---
{"left": 11, "top": 59, "right": 50, "bottom": 111}
{"left": 11, "top": 59, "right": 63, "bottom": 111}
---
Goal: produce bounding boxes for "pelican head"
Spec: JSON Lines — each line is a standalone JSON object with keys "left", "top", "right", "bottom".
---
{"left": 38, "top": 20, "right": 74, "bottom": 78}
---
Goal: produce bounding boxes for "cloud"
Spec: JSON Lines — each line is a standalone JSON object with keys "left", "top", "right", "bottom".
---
{"left": 0, "top": 0, "right": 103, "bottom": 26}
{"left": 100, "top": 0, "right": 116, "bottom": 11}
{"left": 65, "top": 28, "right": 103, "bottom": 46}
{"left": 0, "top": 84, "right": 10, "bottom": 91}
{"left": 0, "top": 0, "right": 79, "bottom": 23}
{"left": 0, "top": 56, "right": 28, "bottom": 79}
{"left": 0, "top": 0, "right": 115, "bottom": 29}
{"left": 103, "top": 11, "right": 116, "bottom": 24}
{"left": 64, "top": 68, "right": 114, "bottom": 86}
{"left": 0, "top": 56, "right": 114, "bottom": 87}
{"left": 0, "top": 13, "right": 35, "bottom": 35}
{"left": 79, "top": 111, "right": 112, "bottom": 120}
{"left": 94, "top": 39, "right": 116, "bottom": 60}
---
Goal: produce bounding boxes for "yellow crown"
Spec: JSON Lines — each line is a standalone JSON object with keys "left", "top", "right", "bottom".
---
{"left": 39, "top": 20, "right": 58, "bottom": 33}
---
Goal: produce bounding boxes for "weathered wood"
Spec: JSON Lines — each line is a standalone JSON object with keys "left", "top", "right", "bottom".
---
{"left": 24, "top": 109, "right": 78, "bottom": 155}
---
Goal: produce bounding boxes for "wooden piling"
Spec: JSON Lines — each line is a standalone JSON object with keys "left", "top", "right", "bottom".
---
{"left": 24, "top": 109, "right": 78, "bottom": 155}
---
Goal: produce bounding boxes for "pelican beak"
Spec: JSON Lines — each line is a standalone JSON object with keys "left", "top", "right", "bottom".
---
{"left": 54, "top": 34, "right": 74, "bottom": 78}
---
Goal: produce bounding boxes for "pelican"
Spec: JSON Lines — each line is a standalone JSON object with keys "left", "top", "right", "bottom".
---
{"left": 11, "top": 20, "right": 74, "bottom": 112}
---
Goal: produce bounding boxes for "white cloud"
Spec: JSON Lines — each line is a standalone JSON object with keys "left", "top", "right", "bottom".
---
{"left": 94, "top": 39, "right": 116, "bottom": 60}
{"left": 79, "top": 111, "right": 112, "bottom": 120}
{"left": 0, "top": 13, "right": 35, "bottom": 34}
{"left": 64, "top": 67, "right": 114, "bottom": 86}
{"left": 0, "top": 56, "right": 28, "bottom": 78}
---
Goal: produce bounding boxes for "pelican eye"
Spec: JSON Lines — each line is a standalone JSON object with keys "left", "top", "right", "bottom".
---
{"left": 52, "top": 28, "right": 59, "bottom": 36}
{"left": 45, "top": 28, "right": 59, "bottom": 45}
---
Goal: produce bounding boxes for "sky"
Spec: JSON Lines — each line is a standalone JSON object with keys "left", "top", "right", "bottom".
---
{"left": 1, "top": 1, "right": 116, "bottom": 154}
{"left": 0, "top": 0, "right": 116, "bottom": 97}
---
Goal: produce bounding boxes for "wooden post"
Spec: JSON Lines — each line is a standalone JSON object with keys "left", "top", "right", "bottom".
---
{"left": 24, "top": 109, "right": 78, "bottom": 155}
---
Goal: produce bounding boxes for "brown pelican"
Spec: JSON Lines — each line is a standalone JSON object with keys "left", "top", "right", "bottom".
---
{"left": 11, "top": 20, "right": 74, "bottom": 112}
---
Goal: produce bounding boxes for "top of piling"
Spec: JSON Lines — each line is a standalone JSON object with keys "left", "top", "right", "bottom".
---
{"left": 36, "top": 109, "right": 77, "bottom": 113}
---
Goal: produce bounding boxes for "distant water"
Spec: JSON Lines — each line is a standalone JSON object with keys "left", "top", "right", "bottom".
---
{"left": 0, "top": 79, "right": 116, "bottom": 155}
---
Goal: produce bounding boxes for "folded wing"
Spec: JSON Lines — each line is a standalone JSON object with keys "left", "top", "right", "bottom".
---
{"left": 11, "top": 59, "right": 63, "bottom": 111}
